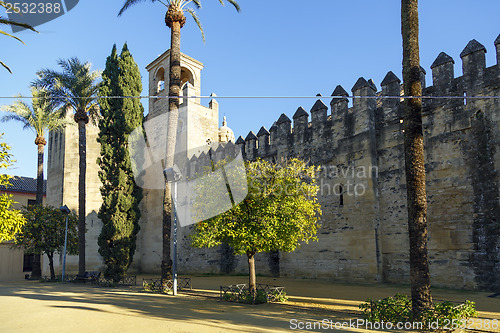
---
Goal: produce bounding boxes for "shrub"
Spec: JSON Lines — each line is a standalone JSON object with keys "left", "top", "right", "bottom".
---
{"left": 222, "top": 288, "right": 288, "bottom": 304}
{"left": 270, "top": 290, "right": 288, "bottom": 303}
{"left": 142, "top": 280, "right": 171, "bottom": 293}
{"left": 359, "top": 294, "right": 478, "bottom": 331}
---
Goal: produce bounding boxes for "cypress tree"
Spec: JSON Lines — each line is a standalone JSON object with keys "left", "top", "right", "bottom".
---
{"left": 97, "top": 43, "right": 144, "bottom": 281}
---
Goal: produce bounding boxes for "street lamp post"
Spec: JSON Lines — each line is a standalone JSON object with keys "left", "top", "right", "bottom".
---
{"left": 163, "top": 165, "right": 182, "bottom": 296}
{"left": 59, "top": 205, "right": 71, "bottom": 282}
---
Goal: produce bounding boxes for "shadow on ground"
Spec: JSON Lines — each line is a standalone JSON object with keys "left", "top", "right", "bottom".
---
{"left": 0, "top": 276, "right": 499, "bottom": 332}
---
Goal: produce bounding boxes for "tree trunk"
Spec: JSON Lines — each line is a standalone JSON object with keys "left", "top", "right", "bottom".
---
{"left": 35, "top": 140, "right": 45, "bottom": 205}
{"left": 161, "top": 14, "right": 182, "bottom": 280}
{"left": 401, "top": 0, "right": 432, "bottom": 317}
{"left": 47, "top": 252, "right": 55, "bottom": 280}
{"left": 247, "top": 251, "right": 256, "bottom": 300}
{"left": 76, "top": 115, "right": 88, "bottom": 278}
{"left": 30, "top": 140, "right": 46, "bottom": 280}
{"left": 161, "top": 185, "right": 173, "bottom": 279}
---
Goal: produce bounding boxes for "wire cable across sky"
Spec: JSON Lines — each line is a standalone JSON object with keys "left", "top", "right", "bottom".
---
{"left": 0, "top": 95, "right": 500, "bottom": 100}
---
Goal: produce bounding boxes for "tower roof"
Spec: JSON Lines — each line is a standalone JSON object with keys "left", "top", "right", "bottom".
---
{"left": 218, "top": 116, "right": 235, "bottom": 143}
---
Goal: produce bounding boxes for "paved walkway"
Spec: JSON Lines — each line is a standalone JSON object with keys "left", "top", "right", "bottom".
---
{"left": 0, "top": 275, "right": 499, "bottom": 332}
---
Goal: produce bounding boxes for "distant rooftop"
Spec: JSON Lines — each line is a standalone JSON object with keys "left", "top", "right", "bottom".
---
{"left": 0, "top": 176, "right": 46, "bottom": 195}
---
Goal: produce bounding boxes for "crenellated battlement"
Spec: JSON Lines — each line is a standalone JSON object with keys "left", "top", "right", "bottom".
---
{"left": 234, "top": 36, "right": 500, "bottom": 165}
{"left": 209, "top": 35, "right": 500, "bottom": 290}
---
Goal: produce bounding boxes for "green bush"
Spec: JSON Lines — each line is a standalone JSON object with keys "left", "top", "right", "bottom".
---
{"left": 270, "top": 290, "right": 288, "bottom": 303}
{"left": 359, "top": 294, "right": 478, "bottom": 331}
{"left": 222, "top": 289, "right": 277, "bottom": 304}
{"left": 142, "top": 280, "right": 171, "bottom": 293}
{"left": 422, "top": 300, "right": 478, "bottom": 330}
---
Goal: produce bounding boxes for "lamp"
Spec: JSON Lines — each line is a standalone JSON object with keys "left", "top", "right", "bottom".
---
{"left": 163, "top": 165, "right": 182, "bottom": 296}
{"left": 59, "top": 205, "right": 70, "bottom": 282}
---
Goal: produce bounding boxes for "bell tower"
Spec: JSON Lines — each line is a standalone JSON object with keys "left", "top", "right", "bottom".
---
{"left": 145, "top": 51, "right": 219, "bottom": 157}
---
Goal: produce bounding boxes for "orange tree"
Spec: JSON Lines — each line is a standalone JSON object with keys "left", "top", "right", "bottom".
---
{"left": 191, "top": 158, "right": 321, "bottom": 296}
{"left": 15, "top": 205, "right": 78, "bottom": 280}
{"left": 0, "top": 135, "right": 25, "bottom": 242}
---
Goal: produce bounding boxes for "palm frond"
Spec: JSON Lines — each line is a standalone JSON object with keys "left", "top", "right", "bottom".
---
{"left": 192, "top": 0, "right": 201, "bottom": 9}
{"left": 0, "top": 60, "right": 12, "bottom": 73}
{"left": 186, "top": 7, "right": 205, "bottom": 43}
{"left": 0, "top": 29, "right": 24, "bottom": 43}
{"left": 0, "top": 2, "right": 37, "bottom": 73}
{"left": 1, "top": 100, "right": 35, "bottom": 132}
{"left": 181, "top": 0, "right": 201, "bottom": 10}
{"left": 0, "top": 16, "right": 38, "bottom": 32}
{"left": 225, "top": 0, "right": 240, "bottom": 12}
{"left": 1, "top": 86, "right": 70, "bottom": 138}
{"left": 118, "top": 0, "right": 157, "bottom": 16}
{"left": 1, "top": 112, "right": 30, "bottom": 126}
{"left": 35, "top": 57, "right": 101, "bottom": 121}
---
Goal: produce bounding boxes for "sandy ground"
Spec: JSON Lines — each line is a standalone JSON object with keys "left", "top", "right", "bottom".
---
{"left": 0, "top": 275, "right": 499, "bottom": 333}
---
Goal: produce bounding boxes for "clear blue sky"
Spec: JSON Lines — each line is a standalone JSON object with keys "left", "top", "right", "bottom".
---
{"left": 1, "top": 0, "right": 499, "bottom": 178}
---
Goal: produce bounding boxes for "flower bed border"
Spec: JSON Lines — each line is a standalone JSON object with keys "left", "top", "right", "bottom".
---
{"left": 220, "top": 283, "right": 286, "bottom": 303}
{"left": 41, "top": 274, "right": 137, "bottom": 287}
{"left": 142, "top": 277, "right": 192, "bottom": 293}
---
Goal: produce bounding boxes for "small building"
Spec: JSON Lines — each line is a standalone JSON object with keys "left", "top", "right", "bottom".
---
{"left": 0, "top": 176, "right": 46, "bottom": 281}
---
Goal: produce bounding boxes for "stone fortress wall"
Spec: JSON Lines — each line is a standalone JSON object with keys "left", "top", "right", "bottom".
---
{"left": 45, "top": 36, "right": 500, "bottom": 290}
{"left": 179, "top": 36, "right": 500, "bottom": 290}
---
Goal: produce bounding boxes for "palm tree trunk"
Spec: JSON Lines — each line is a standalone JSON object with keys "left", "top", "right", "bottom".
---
{"left": 35, "top": 140, "right": 45, "bottom": 205}
{"left": 401, "top": 0, "right": 432, "bottom": 317}
{"left": 247, "top": 251, "right": 256, "bottom": 300}
{"left": 161, "top": 15, "right": 182, "bottom": 279}
{"left": 30, "top": 139, "right": 46, "bottom": 280}
{"left": 77, "top": 117, "right": 87, "bottom": 278}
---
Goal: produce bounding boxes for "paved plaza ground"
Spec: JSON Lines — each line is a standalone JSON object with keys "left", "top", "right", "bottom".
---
{"left": 0, "top": 275, "right": 499, "bottom": 332}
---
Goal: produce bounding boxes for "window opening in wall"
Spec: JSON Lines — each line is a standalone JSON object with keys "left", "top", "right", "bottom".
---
{"left": 23, "top": 253, "right": 34, "bottom": 272}
{"left": 155, "top": 67, "right": 165, "bottom": 94}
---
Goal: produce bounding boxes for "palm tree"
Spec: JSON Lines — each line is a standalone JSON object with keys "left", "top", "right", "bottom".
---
{"left": 0, "top": 1, "right": 37, "bottom": 73}
{"left": 401, "top": 0, "right": 432, "bottom": 317}
{"left": 34, "top": 58, "right": 101, "bottom": 278}
{"left": 1, "top": 86, "right": 68, "bottom": 279}
{"left": 118, "top": 0, "right": 240, "bottom": 279}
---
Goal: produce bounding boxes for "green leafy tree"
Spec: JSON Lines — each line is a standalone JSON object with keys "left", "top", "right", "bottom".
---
{"left": 0, "top": 135, "right": 26, "bottom": 242}
{"left": 118, "top": 0, "right": 240, "bottom": 279}
{"left": 15, "top": 205, "right": 78, "bottom": 280}
{"left": 0, "top": 1, "right": 37, "bottom": 73}
{"left": 97, "top": 44, "right": 144, "bottom": 282}
{"left": 401, "top": 0, "right": 432, "bottom": 317}
{"left": 191, "top": 158, "right": 322, "bottom": 296}
{"left": 35, "top": 58, "right": 101, "bottom": 278}
{"left": 1, "top": 86, "right": 68, "bottom": 279}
